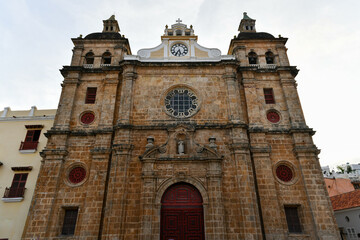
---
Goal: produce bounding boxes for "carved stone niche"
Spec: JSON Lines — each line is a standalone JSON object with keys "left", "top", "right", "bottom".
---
{"left": 139, "top": 124, "right": 223, "bottom": 161}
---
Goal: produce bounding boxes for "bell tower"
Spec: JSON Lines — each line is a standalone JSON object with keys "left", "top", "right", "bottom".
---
{"left": 239, "top": 12, "right": 256, "bottom": 32}
{"left": 102, "top": 15, "right": 120, "bottom": 33}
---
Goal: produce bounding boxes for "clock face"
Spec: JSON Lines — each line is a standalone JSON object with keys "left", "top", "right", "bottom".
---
{"left": 171, "top": 43, "right": 188, "bottom": 57}
{"left": 165, "top": 88, "right": 199, "bottom": 118}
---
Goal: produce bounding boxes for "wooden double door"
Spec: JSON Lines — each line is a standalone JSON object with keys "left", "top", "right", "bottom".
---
{"left": 160, "top": 183, "right": 205, "bottom": 240}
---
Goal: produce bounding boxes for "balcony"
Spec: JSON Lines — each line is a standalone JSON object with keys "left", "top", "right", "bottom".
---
{"left": 19, "top": 141, "right": 38, "bottom": 153}
{"left": 100, "top": 63, "right": 111, "bottom": 67}
{"left": 249, "top": 64, "right": 277, "bottom": 69}
{"left": 2, "top": 187, "right": 26, "bottom": 202}
{"left": 83, "top": 64, "right": 94, "bottom": 68}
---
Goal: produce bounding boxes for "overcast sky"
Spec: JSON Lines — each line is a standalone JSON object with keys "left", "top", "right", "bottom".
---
{"left": 0, "top": 0, "right": 359, "bottom": 169}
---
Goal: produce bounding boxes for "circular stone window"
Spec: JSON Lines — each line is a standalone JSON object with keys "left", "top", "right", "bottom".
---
{"left": 267, "top": 110, "right": 280, "bottom": 123}
{"left": 276, "top": 164, "right": 294, "bottom": 182}
{"left": 68, "top": 166, "right": 87, "bottom": 184}
{"left": 164, "top": 88, "right": 199, "bottom": 118}
{"left": 80, "top": 112, "right": 95, "bottom": 124}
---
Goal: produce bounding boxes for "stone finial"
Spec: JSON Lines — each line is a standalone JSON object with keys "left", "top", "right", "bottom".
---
{"left": 209, "top": 137, "right": 217, "bottom": 150}
{"left": 1, "top": 107, "right": 10, "bottom": 117}
{"left": 146, "top": 136, "right": 155, "bottom": 150}
{"left": 29, "top": 106, "right": 37, "bottom": 116}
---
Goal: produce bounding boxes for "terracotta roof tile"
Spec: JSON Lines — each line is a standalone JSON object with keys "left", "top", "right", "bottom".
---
{"left": 330, "top": 190, "right": 360, "bottom": 211}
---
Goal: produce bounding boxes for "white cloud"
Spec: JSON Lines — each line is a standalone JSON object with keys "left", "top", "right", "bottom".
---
{"left": 0, "top": 0, "right": 359, "bottom": 167}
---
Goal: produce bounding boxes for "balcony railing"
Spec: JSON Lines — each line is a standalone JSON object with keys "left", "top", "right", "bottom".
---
{"left": 19, "top": 141, "right": 38, "bottom": 151}
{"left": 83, "top": 64, "right": 94, "bottom": 68}
{"left": 100, "top": 63, "right": 111, "bottom": 67}
{"left": 249, "top": 64, "right": 277, "bottom": 69}
{"left": 3, "top": 187, "right": 26, "bottom": 198}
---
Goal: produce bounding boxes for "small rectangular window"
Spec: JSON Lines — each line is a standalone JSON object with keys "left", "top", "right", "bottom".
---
{"left": 264, "top": 88, "right": 275, "bottom": 104}
{"left": 284, "top": 206, "right": 302, "bottom": 233}
{"left": 85, "top": 87, "right": 97, "bottom": 104}
{"left": 62, "top": 208, "right": 78, "bottom": 235}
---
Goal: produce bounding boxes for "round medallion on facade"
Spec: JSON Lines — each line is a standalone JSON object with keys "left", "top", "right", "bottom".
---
{"left": 276, "top": 164, "right": 293, "bottom": 182}
{"left": 171, "top": 43, "right": 188, "bottom": 57}
{"left": 80, "top": 112, "right": 95, "bottom": 124}
{"left": 164, "top": 88, "right": 199, "bottom": 118}
{"left": 68, "top": 166, "right": 87, "bottom": 184}
{"left": 267, "top": 110, "right": 280, "bottom": 123}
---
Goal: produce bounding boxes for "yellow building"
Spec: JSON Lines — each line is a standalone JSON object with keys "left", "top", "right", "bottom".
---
{"left": 0, "top": 106, "right": 55, "bottom": 240}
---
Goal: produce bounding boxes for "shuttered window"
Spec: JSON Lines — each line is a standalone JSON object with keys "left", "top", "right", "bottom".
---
{"left": 285, "top": 206, "right": 302, "bottom": 233}
{"left": 264, "top": 88, "right": 275, "bottom": 104}
{"left": 61, "top": 208, "right": 78, "bottom": 235}
{"left": 85, "top": 87, "right": 97, "bottom": 104}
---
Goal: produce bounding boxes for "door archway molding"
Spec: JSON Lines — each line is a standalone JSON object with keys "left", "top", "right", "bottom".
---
{"left": 155, "top": 177, "right": 209, "bottom": 206}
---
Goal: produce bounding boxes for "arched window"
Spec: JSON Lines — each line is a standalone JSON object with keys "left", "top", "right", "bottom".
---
{"left": 85, "top": 52, "right": 94, "bottom": 64}
{"left": 265, "top": 51, "right": 275, "bottom": 64}
{"left": 248, "top": 52, "right": 258, "bottom": 64}
{"left": 102, "top": 52, "right": 111, "bottom": 65}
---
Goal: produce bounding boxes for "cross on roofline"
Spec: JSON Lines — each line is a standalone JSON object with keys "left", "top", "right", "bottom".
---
{"left": 176, "top": 18, "right": 182, "bottom": 24}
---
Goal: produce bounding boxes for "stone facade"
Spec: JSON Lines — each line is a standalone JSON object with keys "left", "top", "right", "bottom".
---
{"left": 22, "top": 14, "right": 340, "bottom": 239}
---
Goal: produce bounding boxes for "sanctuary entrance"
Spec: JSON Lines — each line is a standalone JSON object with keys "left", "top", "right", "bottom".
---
{"left": 160, "top": 183, "right": 205, "bottom": 240}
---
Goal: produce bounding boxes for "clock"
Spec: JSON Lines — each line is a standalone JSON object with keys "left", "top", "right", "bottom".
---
{"left": 165, "top": 88, "right": 199, "bottom": 118}
{"left": 171, "top": 43, "right": 188, "bottom": 57}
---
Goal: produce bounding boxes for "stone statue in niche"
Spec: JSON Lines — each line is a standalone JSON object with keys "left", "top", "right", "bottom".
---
{"left": 178, "top": 140, "right": 185, "bottom": 155}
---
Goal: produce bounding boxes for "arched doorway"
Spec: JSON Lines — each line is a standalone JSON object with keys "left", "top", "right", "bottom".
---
{"left": 160, "top": 183, "right": 205, "bottom": 240}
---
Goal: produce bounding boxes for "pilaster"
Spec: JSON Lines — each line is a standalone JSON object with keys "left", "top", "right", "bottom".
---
{"left": 223, "top": 66, "right": 245, "bottom": 124}
{"left": 139, "top": 158, "right": 156, "bottom": 240}
{"left": 22, "top": 149, "right": 68, "bottom": 239}
{"left": 249, "top": 132, "right": 286, "bottom": 239}
{"left": 279, "top": 74, "right": 307, "bottom": 129}
{"left": 53, "top": 74, "right": 80, "bottom": 130}
{"left": 117, "top": 65, "right": 137, "bottom": 125}
{"left": 206, "top": 159, "right": 226, "bottom": 240}
{"left": 78, "top": 148, "right": 111, "bottom": 239}
{"left": 101, "top": 143, "right": 133, "bottom": 239}
{"left": 229, "top": 142, "right": 263, "bottom": 240}
{"left": 293, "top": 144, "right": 340, "bottom": 240}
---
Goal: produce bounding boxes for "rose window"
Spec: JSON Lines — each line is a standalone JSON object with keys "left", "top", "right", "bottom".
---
{"left": 276, "top": 164, "right": 293, "bottom": 182}
{"left": 68, "top": 167, "right": 86, "bottom": 184}
{"left": 80, "top": 112, "right": 95, "bottom": 124}
{"left": 267, "top": 111, "right": 280, "bottom": 123}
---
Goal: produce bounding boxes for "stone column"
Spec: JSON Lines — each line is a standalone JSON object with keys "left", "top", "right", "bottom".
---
{"left": 223, "top": 67, "right": 245, "bottom": 124}
{"left": 249, "top": 132, "right": 286, "bottom": 240}
{"left": 53, "top": 75, "right": 80, "bottom": 130}
{"left": 70, "top": 45, "right": 84, "bottom": 66}
{"left": 78, "top": 148, "right": 111, "bottom": 239}
{"left": 22, "top": 149, "right": 68, "bottom": 239}
{"left": 206, "top": 159, "right": 226, "bottom": 240}
{"left": 99, "top": 74, "right": 119, "bottom": 129}
{"left": 242, "top": 75, "right": 263, "bottom": 129}
{"left": 117, "top": 65, "right": 137, "bottom": 125}
{"left": 293, "top": 141, "right": 340, "bottom": 240}
{"left": 279, "top": 74, "right": 307, "bottom": 129}
{"left": 276, "top": 44, "right": 290, "bottom": 66}
{"left": 229, "top": 143, "right": 263, "bottom": 240}
{"left": 232, "top": 45, "right": 247, "bottom": 66}
{"left": 140, "top": 159, "right": 156, "bottom": 240}
{"left": 101, "top": 143, "right": 133, "bottom": 239}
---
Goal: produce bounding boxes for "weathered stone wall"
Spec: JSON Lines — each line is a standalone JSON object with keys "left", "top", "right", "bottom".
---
{"left": 23, "top": 32, "right": 340, "bottom": 240}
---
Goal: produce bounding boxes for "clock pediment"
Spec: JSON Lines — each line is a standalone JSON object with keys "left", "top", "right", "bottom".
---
{"left": 125, "top": 19, "right": 234, "bottom": 62}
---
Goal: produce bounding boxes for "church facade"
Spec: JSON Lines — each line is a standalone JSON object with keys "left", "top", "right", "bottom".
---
{"left": 22, "top": 14, "right": 340, "bottom": 240}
